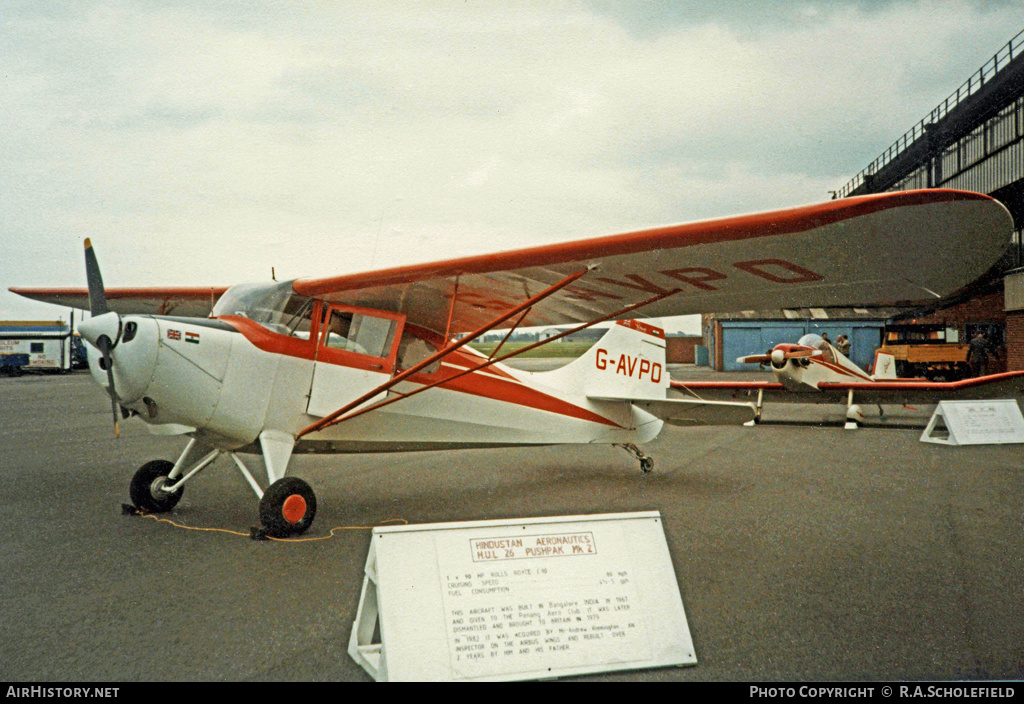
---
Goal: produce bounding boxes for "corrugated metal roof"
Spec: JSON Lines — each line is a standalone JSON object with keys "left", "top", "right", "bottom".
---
{"left": 711, "top": 307, "right": 910, "bottom": 321}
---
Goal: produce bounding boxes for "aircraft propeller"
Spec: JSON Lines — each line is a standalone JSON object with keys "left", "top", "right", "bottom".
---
{"left": 80, "top": 239, "right": 123, "bottom": 437}
{"left": 736, "top": 346, "right": 822, "bottom": 368}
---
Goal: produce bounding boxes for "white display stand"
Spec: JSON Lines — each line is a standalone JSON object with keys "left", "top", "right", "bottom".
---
{"left": 348, "top": 511, "right": 696, "bottom": 681}
{"left": 920, "top": 399, "right": 1024, "bottom": 445}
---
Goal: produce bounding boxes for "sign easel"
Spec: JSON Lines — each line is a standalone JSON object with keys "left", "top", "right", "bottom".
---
{"left": 920, "top": 399, "right": 1024, "bottom": 445}
{"left": 348, "top": 511, "right": 696, "bottom": 681}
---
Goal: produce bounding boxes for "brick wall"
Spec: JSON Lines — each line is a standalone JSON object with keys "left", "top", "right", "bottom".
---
{"left": 1007, "top": 311, "right": 1024, "bottom": 371}
{"left": 897, "top": 288, "right": 1016, "bottom": 372}
{"left": 666, "top": 336, "right": 703, "bottom": 364}
{"left": 898, "top": 289, "right": 1005, "bottom": 329}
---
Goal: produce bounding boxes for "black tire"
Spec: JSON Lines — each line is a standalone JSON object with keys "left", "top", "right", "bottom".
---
{"left": 259, "top": 477, "right": 317, "bottom": 538}
{"left": 129, "top": 460, "right": 183, "bottom": 513}
{"left": 640, "top": 457, "right": 654, "bottom": 474}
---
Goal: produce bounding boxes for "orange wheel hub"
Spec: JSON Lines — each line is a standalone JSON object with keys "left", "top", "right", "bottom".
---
{"left": 282, "top": 494, "right": 307, "bottom": 524}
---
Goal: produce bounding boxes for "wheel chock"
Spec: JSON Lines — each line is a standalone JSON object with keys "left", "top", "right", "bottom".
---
{"left": 122, "top": 503, "right": 144, "bottom": 516}
{"left": 249, "top": 526, "right": 270, "bottom": 541}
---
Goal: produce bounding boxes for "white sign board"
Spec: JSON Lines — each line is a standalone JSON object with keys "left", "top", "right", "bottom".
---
{"left": 348, "top": 511, "right": 696, "bottom": 681}
{"left": 920, "top": 399, "right": 1024, "bottom": 445}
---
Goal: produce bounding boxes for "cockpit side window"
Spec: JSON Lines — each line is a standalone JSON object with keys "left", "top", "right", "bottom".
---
{"left": 320, "top": 306, "right": 400, "bottom": 360}
{"left": 282, "top": 298, "right": 315, "bottom": 339}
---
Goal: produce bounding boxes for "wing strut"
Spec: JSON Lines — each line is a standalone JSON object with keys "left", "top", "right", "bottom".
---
{"left": 443, "top": 275, "right": 460, "bottom": 343}
{"left": 297, "top": 268, "right": 590, "bottom": 438}
{"left": 489, "top": 308, "right": 532, "bottom": 361}
{"left": 296, "top": 282, "right": 682, "bottom": 438}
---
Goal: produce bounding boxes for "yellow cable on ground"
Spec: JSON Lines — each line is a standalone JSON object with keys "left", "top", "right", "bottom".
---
{"left": 129, "top": 510, "right": 408, "bottom": 542}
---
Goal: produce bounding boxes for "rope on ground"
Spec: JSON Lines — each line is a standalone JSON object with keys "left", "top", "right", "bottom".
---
{"left": 122, "top": 504, "right": 407, "bottom": 542}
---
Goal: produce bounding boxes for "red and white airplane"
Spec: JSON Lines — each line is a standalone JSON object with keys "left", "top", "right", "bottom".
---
{"left": 672, "top": 332, "right": 1024, "bottom": 429}
{"left": 9, "top": 189, "right": 1013, "bottom": 536}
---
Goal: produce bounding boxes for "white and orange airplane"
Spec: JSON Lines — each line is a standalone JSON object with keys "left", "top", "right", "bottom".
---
{"left": 672, "top": 332, "right": 1024, "bottom": 429}
{"left": 9, "top": 189, "right": 1014, "bottom": 536}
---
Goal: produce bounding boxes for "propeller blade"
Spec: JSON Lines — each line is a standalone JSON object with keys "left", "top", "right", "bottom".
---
{"left": 84, "top": 240, "right": 120, "bottom": 437}
{"left": 97, "top": 334, "right": 121, "bottom": 438}
{"left": 736, "top": 354, "right": 771, "bottom": 364}
{"left": 784, "top": 349, "right": 822, "bottom": 359}
{"left": 84, "top": 238, "right": 109, "bottom": 317}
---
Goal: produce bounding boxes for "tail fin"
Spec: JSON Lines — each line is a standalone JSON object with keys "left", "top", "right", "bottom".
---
{"left": 533, "top": 320, "right": 756, "bottom": 427}
{"left": 871, "top": 351, "right": 897, "bottom": 380}
{"left": 535, "top": 320, "right": 668, "bottom": 400}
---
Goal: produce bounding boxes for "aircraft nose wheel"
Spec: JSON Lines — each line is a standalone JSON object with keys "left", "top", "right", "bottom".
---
{"left": 129, "top": 460, "right": 183, "bottom": 513}
{"left": 258, "top": 477, "right": 317, "bottom": 538}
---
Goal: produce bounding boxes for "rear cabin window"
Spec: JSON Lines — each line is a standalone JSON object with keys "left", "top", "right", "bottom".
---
{"left": 397, "top": 331, "right": 440, "bottom": 373}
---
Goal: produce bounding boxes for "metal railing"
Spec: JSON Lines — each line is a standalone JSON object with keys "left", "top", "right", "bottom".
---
{"left": 836, "top": 27, "right": 1024, "bottom": 199}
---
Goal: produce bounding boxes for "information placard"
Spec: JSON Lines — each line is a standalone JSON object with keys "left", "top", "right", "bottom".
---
{"left": 348, "top": 512, "right": 696, "bottom": 681}
{"left": 920, "top": 399, "right": 1024, "bottom": 445}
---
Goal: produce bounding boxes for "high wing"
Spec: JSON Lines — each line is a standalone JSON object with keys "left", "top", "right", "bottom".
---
{"left": 293, "top": 189, "right": 1012, "bottom": 333}
{"left": 670, "top": 372, "right": 1024, "bottom": 407}
{"left": 9, "top": 190, "right": 1012, "bottom": 333}
{"left": 8, "top": 286, "right": 228, "bottom": 318}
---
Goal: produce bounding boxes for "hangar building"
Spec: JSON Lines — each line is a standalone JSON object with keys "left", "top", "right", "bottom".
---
{"left": 707, "top": 27, "right": 1024, "bottom": 372}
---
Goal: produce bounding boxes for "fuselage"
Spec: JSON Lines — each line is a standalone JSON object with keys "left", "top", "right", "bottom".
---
{"left": 767, "top": 336, "right": 873, "bottom": 392}
{"left": 80, "top": 281, "right": 662, "bottom": 454}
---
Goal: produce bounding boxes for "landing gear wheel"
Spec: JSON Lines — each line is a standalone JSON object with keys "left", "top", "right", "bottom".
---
{"left": 259, "top": 477, "right": 317, "bottom": 538}
{"left": 129, "top": 460, "right": 183, "bottom": 513}
{"left": 640, "top": 456, "right": 654, "bottom": 474}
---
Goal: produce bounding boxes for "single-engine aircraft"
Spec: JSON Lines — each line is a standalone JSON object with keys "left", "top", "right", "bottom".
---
{"left": 9, "top": 189, "right": 1014, "bottom": 536}
{"left": 672, "top": 332, "right": 1024, "bottom": 429}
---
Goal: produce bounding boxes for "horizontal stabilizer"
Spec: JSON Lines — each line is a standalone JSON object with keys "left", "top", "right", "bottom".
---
{"left": 590, "top": 396, "right": 757, "bottom": 426}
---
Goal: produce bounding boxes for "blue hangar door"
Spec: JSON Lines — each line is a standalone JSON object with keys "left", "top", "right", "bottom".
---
{"left": 722, "top": 321, "right": 884, "bottom": 371}
{"left": 722, "top": 323, "right": 807, "bottom": 371}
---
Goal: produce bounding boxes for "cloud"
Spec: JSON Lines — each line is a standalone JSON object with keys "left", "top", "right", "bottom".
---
{"left": 1, "top": 1, "right": 1020, "bottom": 325}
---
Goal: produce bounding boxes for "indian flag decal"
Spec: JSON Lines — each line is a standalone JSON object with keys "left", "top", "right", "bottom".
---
{"left": 185, "top": 332, "right": 200, "bottom": 344}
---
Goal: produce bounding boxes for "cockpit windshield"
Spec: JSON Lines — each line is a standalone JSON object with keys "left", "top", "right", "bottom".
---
{"left": 213, "top": 281, "right": 314, "bottom": 337}
{"left": 797, "top": 333, "right": 836, "bottom": 363}
{"left": 798, "top": 333, "right": 827, "bottom": 349}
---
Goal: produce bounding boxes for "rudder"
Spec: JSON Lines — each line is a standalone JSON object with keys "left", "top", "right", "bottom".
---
{"left": 872, "top": 351, "right": 898, "bottom": 380}
{"left": 535, "top": 320, "right": 668, "bottom": 400}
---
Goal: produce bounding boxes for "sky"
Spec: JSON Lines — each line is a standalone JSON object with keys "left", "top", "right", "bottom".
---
{"left": 2, "top": 1, "right": 1021, "bottom": 334}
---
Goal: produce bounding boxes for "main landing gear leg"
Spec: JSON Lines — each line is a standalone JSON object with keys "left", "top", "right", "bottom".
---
{"left": 745, "top": 389, "right": 765, "bottom": 426}
{"left": 125, "top": 432, "right": 317, "bottom": 540}
{"left": 844, "top": 390, "right": 862, "bottom": 430}
{"left": 616, "top": 443, "right": 654, "bottom": 474}
{"left": 127, "top": 438, "right": 220, "bottom": 514}
{"left": 249, "top": 430, "right": 316, "bottom": 540}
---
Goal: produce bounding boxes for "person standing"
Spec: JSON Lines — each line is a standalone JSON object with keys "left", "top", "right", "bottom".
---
{"left": 966, "top": 331, "right": 996, "bottom": 377}
{"left": 837, "top": 334, "right": 851, "bottom": 357}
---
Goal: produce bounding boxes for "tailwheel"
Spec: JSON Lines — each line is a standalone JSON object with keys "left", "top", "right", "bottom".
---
{"left": 129, "top": 460, "right": 183, "bottom": 513}
{"left": 259, "top": 477, "right": 317, "bottom": 538}
{"left": 615, "top": 443, "right": 654, "bottom": 474}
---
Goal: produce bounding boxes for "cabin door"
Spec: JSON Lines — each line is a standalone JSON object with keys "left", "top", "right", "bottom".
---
{"left": 306, "top": 305, "right": 405, "bottom": 419}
